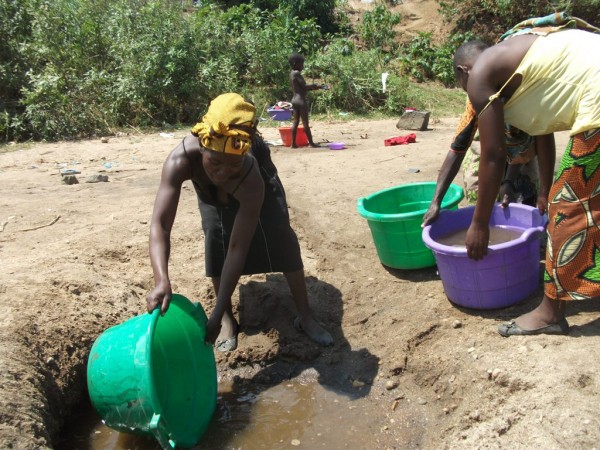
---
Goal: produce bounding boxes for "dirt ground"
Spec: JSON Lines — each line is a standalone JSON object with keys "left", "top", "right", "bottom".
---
{"left": 2, "top": 111, "right": 600, "bottom": 450}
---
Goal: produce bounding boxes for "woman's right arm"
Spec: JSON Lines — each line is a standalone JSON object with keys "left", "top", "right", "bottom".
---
{"left": 422, "top": 100, "right": 476, "bottom": 226}
{"left": 147, "top": 147, "right": 189, "bottom": 314}
{"left": 422, "top": 150, "right": 467, "bottom": 226}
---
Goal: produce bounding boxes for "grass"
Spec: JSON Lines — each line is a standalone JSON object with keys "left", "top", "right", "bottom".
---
{"left": 407, "top": 82, "right": 467, "bottom": 118}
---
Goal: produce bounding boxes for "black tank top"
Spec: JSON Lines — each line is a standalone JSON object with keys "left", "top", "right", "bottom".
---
{"left": 182, "top": 136, "right": 255, "bottom": 207}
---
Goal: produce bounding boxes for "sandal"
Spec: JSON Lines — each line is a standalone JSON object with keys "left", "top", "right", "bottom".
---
{"left": 215, "top": 321, "right": 239, "bottom": 352}
{"left": 497, "top": 318, "right": 569, "bottom": 337}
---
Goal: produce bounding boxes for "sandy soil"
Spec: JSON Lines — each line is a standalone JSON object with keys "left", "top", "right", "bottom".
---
{"left": 1, "top": 111, "right": 600, "bottom": 449}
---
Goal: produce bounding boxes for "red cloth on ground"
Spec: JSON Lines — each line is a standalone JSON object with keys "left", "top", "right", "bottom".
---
{"left": 384, "top": 133, "right": 417, "bottom": 146}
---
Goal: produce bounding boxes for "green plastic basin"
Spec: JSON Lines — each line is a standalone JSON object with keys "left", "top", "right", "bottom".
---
{"left": 87, "top": 294, "right": 217, "bottom": 449}
{"left": 357, "top": 182, "right": 464, "bottom": 269}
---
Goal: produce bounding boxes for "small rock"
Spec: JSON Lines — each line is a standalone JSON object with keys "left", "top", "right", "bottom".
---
{"left": 61, "top": 175, "right": 79, "bottom": 185}
{"left": 417, "top": 398, "right": 427, "bottom": 405}
{"left": 291, "top": 439, "right": 300, "bottom": 446}
{"left": 452, "top": 320, "right": 462, "bottom": 329}
{"left": 85, "top": 174, "right": 109, "bottom": 183}
{"left": 100, "top": 137, "right": 109, "bottom": 143}
{"left": 352, "top": 379, "right": 365, "bottom": 388}
{"left": 467, "top": 347, "right": 475, "bottom": 353}
{"left": 385, "top": 380, "right": 399, "bottom": 390}
{"left": 469, "top": 410, "right": 481, "bottom": 421}
{"left": 491, "top": 368, "right": 502, "bottom": 380}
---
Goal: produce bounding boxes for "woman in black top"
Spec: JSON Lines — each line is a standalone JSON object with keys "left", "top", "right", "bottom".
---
{"left": 146, "top": 93, "right": 333, "bottom": 351}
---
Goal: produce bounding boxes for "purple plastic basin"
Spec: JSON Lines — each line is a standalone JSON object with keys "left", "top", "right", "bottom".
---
{"left": 422, "top": 203, "right": 547, "bottom": 310}
{"left": 328, "top": 142, "right": 346, "bottom": 150}
{"left": 268, "top": 108, "right": 293, "bottom": 121}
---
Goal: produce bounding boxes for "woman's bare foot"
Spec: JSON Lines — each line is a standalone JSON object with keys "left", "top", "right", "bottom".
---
{"left": 294, "top": 316, "right": 333, "bottom": 346}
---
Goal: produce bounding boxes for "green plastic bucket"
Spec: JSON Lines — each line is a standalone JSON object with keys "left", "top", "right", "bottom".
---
{"left": 357, "top": 182, "right": 464, "bottom": 269}
{"left": 87, "top": 294, "right": 217, "bottom": 449}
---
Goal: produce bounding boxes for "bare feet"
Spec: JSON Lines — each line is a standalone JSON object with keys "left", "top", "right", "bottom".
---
{"left": 294, "top": 316, "right": 333, "bottom": 346}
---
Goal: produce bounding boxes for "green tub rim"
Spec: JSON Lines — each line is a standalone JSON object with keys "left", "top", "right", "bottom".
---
{"left": 357, "top": 182, "right": 464, "bottom": 223}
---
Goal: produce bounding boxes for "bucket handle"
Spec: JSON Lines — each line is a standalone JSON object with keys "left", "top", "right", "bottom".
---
{"left": 150, "top": 413, "right": 176, "bottom": 450}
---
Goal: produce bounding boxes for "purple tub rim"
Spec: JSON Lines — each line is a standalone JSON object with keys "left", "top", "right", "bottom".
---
{"left": 422, "top": 203, "right": 547, "bottom": 256}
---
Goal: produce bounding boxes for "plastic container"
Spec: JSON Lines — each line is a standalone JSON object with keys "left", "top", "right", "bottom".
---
{"left": 422, "top": 203, "right": 547, "bottom": 309}
{"left": 268, "top": 108, "right": 293, "bottom": 121}
{"left": 279, "top": 126, "right": 309, "bottom": 147}
{"left": 87, "top": 294, "right": 217, "bottom": 449}
{"left": 357, "top": 182, "right": 464, "bottom": 269}
{"left": 328, "top": 142, "right": 346, "bottom": 150}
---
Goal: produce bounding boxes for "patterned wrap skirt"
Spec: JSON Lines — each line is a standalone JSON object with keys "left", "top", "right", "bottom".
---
{"left": 545, "top": 129, "right": 600, "bottom": 301}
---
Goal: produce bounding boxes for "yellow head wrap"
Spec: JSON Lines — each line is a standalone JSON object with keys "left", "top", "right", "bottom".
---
{"left": 191, "top": 93, "right": 257, "bottom": 156}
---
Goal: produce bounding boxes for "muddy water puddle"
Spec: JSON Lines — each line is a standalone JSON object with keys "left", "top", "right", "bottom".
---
{"left": 62, "top": 381, "right": 417, "bottom": 449}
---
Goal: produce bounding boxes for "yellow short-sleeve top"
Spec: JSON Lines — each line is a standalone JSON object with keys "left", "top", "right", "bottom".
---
{"left": 503, "top": 29, "right": 600, "bottom": 136}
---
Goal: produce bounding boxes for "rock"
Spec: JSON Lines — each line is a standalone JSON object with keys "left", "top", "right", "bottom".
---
{"left": 469, "top": 410, "right": 481, "bottom": 421}
{"left": 352, "top": 379, "right": 366, "bottom": 388}
{"left": 100, "top": 137, "right": 109, "bottom": 143}
{"left": 452, "top": 319, "right": 462, "bottom": 329}
{"left": 396, "top": 110, "right": 430, "bottom": 131}
{"left": 85, "top": 174, "right": 109, "bottom": 183}
{"left": 385, "top": 380, "right": 398, "bottom": 390}
{"left": 61, "top": 175, "right": 79, "bottom": 185}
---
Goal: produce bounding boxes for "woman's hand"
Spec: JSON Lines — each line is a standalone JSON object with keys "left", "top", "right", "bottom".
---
{"left": 422, "top": 202, "right": 441, "bottom": 227}
{"left": 498, "top": 180, "right": 516, "bottom": 208}
{"left": 536, "top": 195, "right": 548, "bottom": 215}
{"left": 146, "top": 281, "right": 172, "bottom": 315}
{"left": 465, "top": 221, "right": 489, "bottom": 260}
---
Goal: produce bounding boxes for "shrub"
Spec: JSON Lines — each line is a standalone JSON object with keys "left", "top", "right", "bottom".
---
{"left": 359, "top": 5, "right": 402, "bottom": 51}
{"left": 399, "top": 31, "right": 475, "bottom": 86}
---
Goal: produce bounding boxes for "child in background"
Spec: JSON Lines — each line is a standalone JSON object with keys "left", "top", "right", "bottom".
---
{"left": 288, "top": 53, "right": 327, "bottom": 148}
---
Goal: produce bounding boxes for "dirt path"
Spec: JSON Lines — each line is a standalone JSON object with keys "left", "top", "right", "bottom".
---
{"left": 1, "top": 114, "right": 599, "bottom": 449}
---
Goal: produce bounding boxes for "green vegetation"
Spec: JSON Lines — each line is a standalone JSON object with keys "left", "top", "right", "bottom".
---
{"left": 1, "top": 0, "right": 597, "bottom": 142}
